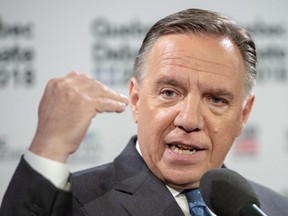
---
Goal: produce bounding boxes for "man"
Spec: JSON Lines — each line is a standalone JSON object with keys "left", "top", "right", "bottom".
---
{"left": 1, "top": 8, "right": 288, "bottom": 216}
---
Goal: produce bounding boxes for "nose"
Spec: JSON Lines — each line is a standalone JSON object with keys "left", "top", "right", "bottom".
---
{"left": 174, "top": 95, "right": 204, "bottom": 133}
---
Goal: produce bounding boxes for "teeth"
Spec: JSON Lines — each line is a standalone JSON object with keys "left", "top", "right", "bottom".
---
{"left": 170, "top": 144, "right": 197, "bottom": 155}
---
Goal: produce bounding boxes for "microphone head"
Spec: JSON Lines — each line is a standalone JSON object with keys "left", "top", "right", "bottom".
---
{"left": 200, "top": 168, "right": 260, "bottom": 216}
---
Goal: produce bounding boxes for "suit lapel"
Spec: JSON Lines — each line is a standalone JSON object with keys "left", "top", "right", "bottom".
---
{"left": 113, "top": 137, "right": 184, "bottom": 216}
{"left": 82, "top": 136, "right": 184, "bottom": 216}
{"left": 115, "top": 172, "right": 184, "bottom": 215}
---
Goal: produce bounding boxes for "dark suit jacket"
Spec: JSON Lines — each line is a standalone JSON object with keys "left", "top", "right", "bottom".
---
{"left": 1, "top": 136, "right": 288, "bottom": 215}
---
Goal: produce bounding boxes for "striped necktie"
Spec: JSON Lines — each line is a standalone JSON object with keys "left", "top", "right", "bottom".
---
{"left": 185, "top": 189, "right": 211, "bottom": 216}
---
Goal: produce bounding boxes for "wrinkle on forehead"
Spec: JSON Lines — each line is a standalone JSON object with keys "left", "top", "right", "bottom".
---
{"left": 158, "top": 54, "right": 234, "bottom": 77}
{"left": 147, "top": 35, "right": 241, "bottom": 77}
{"left": 148, "top": 50, "right": 235, "bottom": 80}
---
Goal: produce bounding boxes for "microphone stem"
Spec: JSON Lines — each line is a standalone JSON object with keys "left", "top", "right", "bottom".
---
{"left": 240, "top": 203, "right": 268, "bottom": 216}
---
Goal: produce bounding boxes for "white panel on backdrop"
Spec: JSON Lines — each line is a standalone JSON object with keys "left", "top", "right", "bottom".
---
{"left": 1, "top": 0, "right": 288, "bottom": 203}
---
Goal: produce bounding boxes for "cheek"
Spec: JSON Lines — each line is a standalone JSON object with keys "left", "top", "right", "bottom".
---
{"left": 138, "top": 97, "right": 176, "bottom": 133}
{"left": 209, "top": 116, "right": 241, "bottom": 161}
{"left": 210, "top": 109, "right": 243, "bottom": 138}
{"left": 137, "top": 103, "right": 177, "bottom": 157}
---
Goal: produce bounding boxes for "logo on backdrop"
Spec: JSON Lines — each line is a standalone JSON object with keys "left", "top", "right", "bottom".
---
{"left": 0, "top": 17, "right": 36, "bottom": 89}
{"left": 233, "top": 124, "right": 259, "bottom": 156}
{"left": 90, "top": 17, "right": 150, "bottom": 86}
{"left": 246, "top": 20, "right": 288, "bottom": 84}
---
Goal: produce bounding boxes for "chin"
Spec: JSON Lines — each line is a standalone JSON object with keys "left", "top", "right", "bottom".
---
{"left": 166, "top": 179, "right": 200, "bottom": 190}
{"left": 163, "top": 172, "right": 201, "bottom": 189}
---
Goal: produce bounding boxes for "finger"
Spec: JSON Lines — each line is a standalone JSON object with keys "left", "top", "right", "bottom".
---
{"left": 94, "top": 97, "right": 128, "bottom": 113}
{"left": 67, "top": 71, "right": 80, "bottom": 77}
{"left": 90, "top": 79, "right": 129, "bottom": 105}
{"left": 65, "top": 72, "right": 129, "bottom": 104}
{"left": 101, "top": 88, "right": 129, "bottom": 105}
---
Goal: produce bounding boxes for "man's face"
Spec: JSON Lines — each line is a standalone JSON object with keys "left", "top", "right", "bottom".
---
{"left": 129, "top": 34, "right": 254, "bottom": 190}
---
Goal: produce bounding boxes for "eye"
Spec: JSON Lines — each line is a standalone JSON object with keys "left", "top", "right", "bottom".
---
{"left": 161, "top": 89, "right": 177, "bottom": 98}
{"left": 210, "top": 96, "right": 228, "bottom": 105}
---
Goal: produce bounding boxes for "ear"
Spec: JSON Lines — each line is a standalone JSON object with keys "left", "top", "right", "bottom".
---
{"left": 129, "top": 77, "right": 140, "bottom": 123}
{"left": 237, "top": 94, "right": 255, "bottom": 136}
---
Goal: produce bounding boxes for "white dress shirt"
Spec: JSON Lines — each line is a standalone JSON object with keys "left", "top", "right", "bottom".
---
{"left": 24, "top": 150, "right": 70, "bottom": 190}
{"left": 166, "top": 186, "right": 191, "bottom": 216}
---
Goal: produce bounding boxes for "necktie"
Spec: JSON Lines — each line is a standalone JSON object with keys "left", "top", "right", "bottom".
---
{"left": 185, "top": 189, "right": 211, "bottom": 216}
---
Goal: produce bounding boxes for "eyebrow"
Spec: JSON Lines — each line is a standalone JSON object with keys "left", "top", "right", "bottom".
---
{"left": 202, "top": 87, "right": 234, "bottom": 101}
{"left": 155, "top": 76, "right": 185, "bottom": 88}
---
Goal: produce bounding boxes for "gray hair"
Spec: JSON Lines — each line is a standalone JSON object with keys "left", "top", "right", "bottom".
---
{"left": 133, "top": 8, "right": 257, "bottom": 97}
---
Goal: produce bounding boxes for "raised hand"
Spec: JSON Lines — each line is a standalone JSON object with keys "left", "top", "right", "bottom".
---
{"left": 29, "top": 72, "right": 129, "bottom": 163}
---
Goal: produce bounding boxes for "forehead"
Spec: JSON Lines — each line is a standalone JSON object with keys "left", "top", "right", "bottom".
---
{"left": 143, "top": 34, "right": 245, "bottom": 87}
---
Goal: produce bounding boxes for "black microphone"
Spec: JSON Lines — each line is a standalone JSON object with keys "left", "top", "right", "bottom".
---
{"left": 199, "top": 168, "right": 268, "bottom": 216}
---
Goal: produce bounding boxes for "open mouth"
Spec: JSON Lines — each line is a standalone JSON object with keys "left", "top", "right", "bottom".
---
{"left": 168, "top": 143, "right": 199, "bottom": 155}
